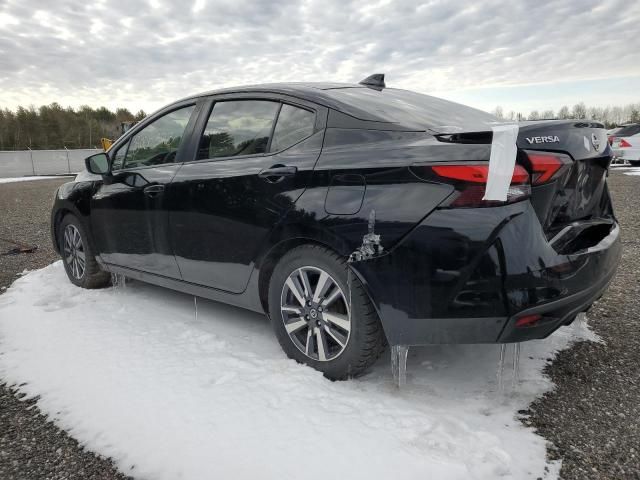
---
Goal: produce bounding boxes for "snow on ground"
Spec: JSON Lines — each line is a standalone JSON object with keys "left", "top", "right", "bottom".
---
{"left": 0, "top": 175, "right": 73, "bottom": 184}
{"left": 0, "top": 262, "right": 599, "bottom": 480}
{"left": 609, "top": 164, "right": 640, "bottom": 176}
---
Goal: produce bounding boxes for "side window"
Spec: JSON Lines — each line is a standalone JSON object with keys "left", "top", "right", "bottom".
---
{"left": 270, "top": 104, "right": 316, "bottom": 152}
{"left": 123, "top": 105, "right": 195, "bottom": 169}
{"left": 197, "top": 100, "right": 279, "bottom": 160}
{"left": 110, "top": 140, "right": 129, "bottom": 171}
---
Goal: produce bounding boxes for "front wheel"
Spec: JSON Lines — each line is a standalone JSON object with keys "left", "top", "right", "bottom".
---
{"left": 58, "top": 214, "right": 110, "bottom": 289}
{"left": 268, "top": 244, "right": 386, "bottom": 380}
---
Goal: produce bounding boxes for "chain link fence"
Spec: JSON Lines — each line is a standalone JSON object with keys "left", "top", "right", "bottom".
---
{"left": 0, "top": 148, "right": 101, "bottom": 178}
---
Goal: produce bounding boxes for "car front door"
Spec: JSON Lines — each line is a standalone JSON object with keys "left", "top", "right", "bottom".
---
{"left": 91, "top": 103, "right": 199, "bottom": 278}
{"left": 169, "top": 95, "right": 326, "bottom": 293}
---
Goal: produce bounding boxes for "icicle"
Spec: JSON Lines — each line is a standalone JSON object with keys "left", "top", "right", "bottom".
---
{"left": 497, "top": 343, "right": 506, "bottom": 394}
{"left": 391, "top": 345, "right": 409, "bottom": 388}
{"left": 194, "top": 296, "right": 198, "bottom": 322}
{"left": 111, "top": 273, "right": 126, "bottom": 290}
{"left": 497, "top": 343, "right": 522, "bottom": 394}
{"left": 577, "top": 312, "right": 587, "bottom": 327}
{"left": 512, "top": 342, "right": 521, "bottom": 389}
{"left": 347, "top": 267, "right": 352, "bottom": 310}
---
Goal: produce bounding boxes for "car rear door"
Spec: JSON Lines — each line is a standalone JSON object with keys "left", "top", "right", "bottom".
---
{"left": 91, "top": 102, "right": 200, "bottom": 277}
{"left": 168, "top": 94, "right": 327, "bottom": 293}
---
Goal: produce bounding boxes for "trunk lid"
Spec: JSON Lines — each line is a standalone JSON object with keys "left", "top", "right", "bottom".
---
{"left": 516, "top": 120, "right": 614, "bottom": 241}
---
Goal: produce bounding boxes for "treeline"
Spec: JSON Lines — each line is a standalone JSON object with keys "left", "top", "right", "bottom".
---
{"left": 0, "top": 104, "right": 146, "bottom": 150}
{"left": 492, "top": 102, "right": 640, "bottom": 127}
{"left": 2, "top": 101, "right": 638, "bottom": 151}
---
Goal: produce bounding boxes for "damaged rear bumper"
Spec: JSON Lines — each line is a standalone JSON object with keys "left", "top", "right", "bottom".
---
{"left": 350, "top": 202, "right": 621, "bottom": 346}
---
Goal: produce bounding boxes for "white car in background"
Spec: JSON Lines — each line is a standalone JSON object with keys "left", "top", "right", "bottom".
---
{"left": 610, "top": 123, "right": 640, "bottom": 166}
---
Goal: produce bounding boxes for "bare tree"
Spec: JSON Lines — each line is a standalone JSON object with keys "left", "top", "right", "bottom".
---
{"left": 572, "top": 102, "right": 587, "bottom": 119}
{"left": 557, "top": 106, "right": 571, "bottom": 119}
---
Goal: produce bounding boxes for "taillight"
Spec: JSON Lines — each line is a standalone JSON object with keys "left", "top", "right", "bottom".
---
{"left": 515, "top": 314, "right": 542, "bottom": 328}
{"left": 431, "top": 165, "right": 529, "bottom": 184}
{"left": 524, "top": 151, "right": 571, "bottom": 185}
{"left": 619, "top": 138, "right": 632, "bottom": 148}
{"left": 428, "top": 164, "right": 530, "bottom": 208}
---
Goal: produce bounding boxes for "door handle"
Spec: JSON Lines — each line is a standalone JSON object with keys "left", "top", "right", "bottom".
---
{"left": 143, "top": 184, "right": 165, "bottom": 197}
{"left": 258, "top": 165, "right": 298, "bottom": 182}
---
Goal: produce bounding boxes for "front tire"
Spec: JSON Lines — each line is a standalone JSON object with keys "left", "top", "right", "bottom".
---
{"left": 268, "top": 244, "right": 385, "bottom": 380}
{"left": 59, "top": 214, "right": 110, "bottom": 289}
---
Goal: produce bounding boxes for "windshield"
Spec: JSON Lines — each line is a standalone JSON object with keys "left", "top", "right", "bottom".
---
{"left": 614, "top": 124, "right": 640, "bottom": 137}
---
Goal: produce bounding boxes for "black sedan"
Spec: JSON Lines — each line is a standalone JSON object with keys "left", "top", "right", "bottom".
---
{"left": 51, "top": 75, "right": 621, "bottom": 380}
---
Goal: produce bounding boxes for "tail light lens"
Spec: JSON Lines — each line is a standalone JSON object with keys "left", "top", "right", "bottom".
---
{"left": 619, "top": 138, "right": 632, "bottom": 148}
{"left": 524, "top": 151, "right": 571, "bottom": 185}
{"left": 527, "top": 153, "right": 563, "bottom": 185}
{"left": 515, "top": 314, "right": 542, "bottom": 328}
{"left": 427, "top": 164, "right": 530, "bottom": 208}
{"left": 431, "top": 165, "right": 529, "bottom": 184}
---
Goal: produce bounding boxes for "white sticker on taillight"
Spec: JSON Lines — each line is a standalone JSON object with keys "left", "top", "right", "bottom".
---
{"left": 483, "top": 124, "right": 520, "bottom": 202}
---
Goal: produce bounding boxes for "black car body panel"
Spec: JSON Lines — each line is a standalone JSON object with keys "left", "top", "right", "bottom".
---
{"left": 51, "top": 82, "right": 621, "bottom": 347}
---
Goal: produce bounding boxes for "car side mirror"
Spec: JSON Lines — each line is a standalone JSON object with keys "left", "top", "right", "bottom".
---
{"left": 85, "top": 153, "right": 111, "bottom": 176}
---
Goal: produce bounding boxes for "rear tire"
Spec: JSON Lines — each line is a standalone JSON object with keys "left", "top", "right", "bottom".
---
{"left": 267, "top": 244, "right": 386, "bottom": 380}
{"left": 58, "top": 214, "right": 110, "bottom": 289}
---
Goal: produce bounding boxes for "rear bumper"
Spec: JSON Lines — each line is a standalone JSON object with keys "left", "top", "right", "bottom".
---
{"left": 497, "top": 223, "right": 620, "bottom": 342}
{"left": 351, "top": 202, "right": 621, "bottom": 346}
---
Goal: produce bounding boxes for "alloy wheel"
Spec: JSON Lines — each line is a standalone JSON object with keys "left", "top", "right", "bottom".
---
{"left": 280, "top": 266, "right": 351, "bottom": 361}
{"left": 63, "top": 224, "right": 86, "bottom": 280}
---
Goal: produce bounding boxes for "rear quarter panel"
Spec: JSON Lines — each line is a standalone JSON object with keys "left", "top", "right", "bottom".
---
{"left": 273, "top": 128, "right": 496, "bottom": 257}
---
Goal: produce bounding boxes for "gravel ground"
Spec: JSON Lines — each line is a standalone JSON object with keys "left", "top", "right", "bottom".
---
{"left": 524, "top": 170, "right": 640, "bottom": 479}
{"left": 0, "top": 172, "right": 638, "bottom": 479}
{"left": 0, "top": 177, "right": 129, "bottom": 480}
{"left": 0, "top": 178, "right": 71, "bottom": 288}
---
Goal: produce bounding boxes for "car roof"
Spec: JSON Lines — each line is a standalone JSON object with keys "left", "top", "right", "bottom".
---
{"left": 170, "top": 82, "right": 498, "bottom": 131}
{"left": 177, "top": 82, "right": 376, "bottom": 117}
{"left": 189, "top": 82, "right": 364, "bottom": 98}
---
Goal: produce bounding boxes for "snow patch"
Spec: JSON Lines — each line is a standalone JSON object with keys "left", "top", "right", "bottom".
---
{"left": 0, "top": 175, "right": 73, "bottom": 184}
{"left": 0, "top": 262, "right": 598, "bottom": 480}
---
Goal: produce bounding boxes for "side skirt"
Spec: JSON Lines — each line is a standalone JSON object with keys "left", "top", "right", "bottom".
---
{"left": 99, "top": 260, "right": 265, "bottom": 314}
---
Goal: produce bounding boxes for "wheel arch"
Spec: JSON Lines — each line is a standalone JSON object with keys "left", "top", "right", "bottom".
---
{"left": 51, "top": 202, "right": 97, "bottom": 256}
{"left": 258, "top": 236, "right": 338, "bottom": 314}
{"left": 52, "top": 207, "right": 73, "bottom": 253}
{"left": 255, "top": 228, "right": 387, "bottom": 349}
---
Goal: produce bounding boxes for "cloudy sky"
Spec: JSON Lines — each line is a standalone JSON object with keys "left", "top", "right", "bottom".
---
{"left": 0, "top": 0, "right": 638, "bottom": 115}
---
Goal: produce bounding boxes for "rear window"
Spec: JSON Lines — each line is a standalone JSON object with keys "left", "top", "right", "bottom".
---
{"left": 325, "top": 88, "right": 498, "bottom": 132}
{"left": 271, "top": 104, "right": 315, "bottom": 152}
{"left": 614, "top": 124, "right": 640, "bottom": 137}
{"left": 197, "top": 100, "right": 279, "bottom": 160}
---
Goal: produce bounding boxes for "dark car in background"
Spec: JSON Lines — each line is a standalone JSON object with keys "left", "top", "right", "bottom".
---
{"left": 51, "top": 76, "right": 621, "bottom": 379}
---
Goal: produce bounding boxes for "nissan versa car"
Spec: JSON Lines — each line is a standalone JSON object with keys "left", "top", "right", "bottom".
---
{"left": 51, "top": 75, "right": 621, "bottom": 380}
